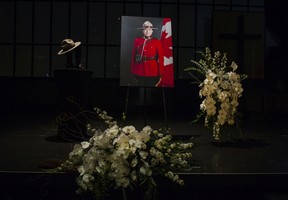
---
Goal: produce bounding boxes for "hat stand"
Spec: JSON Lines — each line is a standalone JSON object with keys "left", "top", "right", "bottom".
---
{"left": 64, "top": 51, "right": 74, "bottom": 68}
{"left": 53, "top": 49, "right": 93, "bottom": 141}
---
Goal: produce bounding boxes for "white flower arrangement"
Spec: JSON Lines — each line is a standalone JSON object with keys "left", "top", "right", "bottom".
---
{"left": 55, "top": 107, "right": 194, "bottom": 200}
{"left": 185, "top": 47, "right": 247, "bottom": 141}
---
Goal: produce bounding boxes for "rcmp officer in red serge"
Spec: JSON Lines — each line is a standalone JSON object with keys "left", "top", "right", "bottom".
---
{"left": 131, "top": 21, "right": 164, "bottom": 87}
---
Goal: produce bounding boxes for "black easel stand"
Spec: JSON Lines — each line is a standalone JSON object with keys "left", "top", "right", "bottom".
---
{"left": 162, "top": 87, "right": 168, "bottom": 129}
{"left": 123, "top": 86, "right": 130, "bottom": 126}
{"left": 124, "top": 86, "right": 168, "bottom": 128}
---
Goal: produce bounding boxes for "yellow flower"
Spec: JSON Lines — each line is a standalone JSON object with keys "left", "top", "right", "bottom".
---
{"left": 81, "top": 141, "right": 90, "bottom": 149}
{"left": 122, "top": 125, "right": 136, "bottom": 134}
{"left": 218, "top": 91, "right": 229, "bottom": 102}
{"left": 220, "top": 101, "right": 230, "bottom": 111}
{"left": 217, "top": 109, "right": 227, "bottom": 125}
{"left": 114, "top": 134, "right": 130, "bottom": 149}
{"left": 227, "top": 118, "right": 235, "bottom": 125}
{"left": 230, "top": 61, "right": 238, "bottom": 71}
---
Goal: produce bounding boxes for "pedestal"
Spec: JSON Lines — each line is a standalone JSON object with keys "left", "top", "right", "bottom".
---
{"left": 53, "top": 68, "right": 93, "bottom": 141}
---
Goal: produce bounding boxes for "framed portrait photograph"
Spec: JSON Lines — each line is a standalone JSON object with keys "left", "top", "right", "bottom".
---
{"left": 120, "top": 16, "right": 174, "bottom": 88}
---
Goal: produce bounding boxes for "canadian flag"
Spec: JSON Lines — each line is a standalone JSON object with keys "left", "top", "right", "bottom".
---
{"left": 158, "top": 18, "right": 174, "bottom": 87}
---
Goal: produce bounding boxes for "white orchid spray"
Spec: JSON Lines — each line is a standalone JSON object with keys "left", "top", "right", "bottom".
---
{"left": 55, "top": 107, "right": 194, "bottom": 200}
{"left": 185, "top": 47, "right": 247, "bottom": 141}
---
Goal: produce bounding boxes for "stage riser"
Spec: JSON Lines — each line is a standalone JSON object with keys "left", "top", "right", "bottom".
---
{"left": 0, "top": 172, "right": 287, "bottom": 200}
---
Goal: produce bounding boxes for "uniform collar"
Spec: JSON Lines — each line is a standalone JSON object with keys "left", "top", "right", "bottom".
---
{"left": 143, "top": 36, "right": 153, "bottom": 40}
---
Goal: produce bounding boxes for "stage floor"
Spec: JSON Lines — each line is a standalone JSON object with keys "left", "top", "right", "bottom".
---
{"left": 1, "top": 111, "right": 288, "bottom": 200}
{"left": 1, "top": 110, "right": 288, "bottom": 174}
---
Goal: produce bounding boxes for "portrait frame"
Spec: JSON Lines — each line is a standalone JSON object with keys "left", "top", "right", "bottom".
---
{"left": 120, "top": 16, "right": 174, "bottom": 88}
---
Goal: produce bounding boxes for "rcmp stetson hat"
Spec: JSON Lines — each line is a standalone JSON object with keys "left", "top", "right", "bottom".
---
{"left": 57, "top": 39, "right": 81, "bottom": 55}
{"left": 137, "top": 21, "right": 158, "bottom": 30}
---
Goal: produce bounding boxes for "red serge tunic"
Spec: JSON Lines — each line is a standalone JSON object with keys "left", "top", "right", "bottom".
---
{"left": 131, "top": 37, "right": 164, "bottom": 77}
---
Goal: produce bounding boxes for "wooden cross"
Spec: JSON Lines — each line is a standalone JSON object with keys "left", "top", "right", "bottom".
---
{"left": 219, "top": 15, "right": 262, "bottom": 71}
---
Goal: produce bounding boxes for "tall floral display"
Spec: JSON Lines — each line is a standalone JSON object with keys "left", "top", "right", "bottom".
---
{"left": 185, "top": 47, "right": 247, "bottom": 141}
{"left": 54, "top": 107, "right": 194, "bottom": 200}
